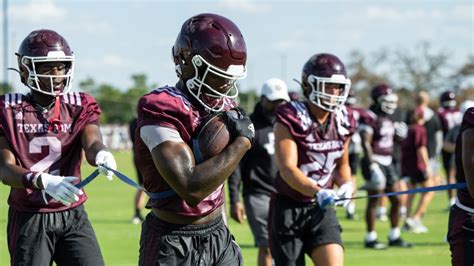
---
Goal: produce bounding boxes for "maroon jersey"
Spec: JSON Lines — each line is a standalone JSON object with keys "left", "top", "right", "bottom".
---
{"left": 135, "top": 86, "right": 236, "bottom": 217}
{"left": 0, "top": 92, "right": 101, "bottom": 212}
{"left": 401, "top": 124, "right": 427, "bottom": 176}
{"left": 437, "top": 107, "right": 462, "bottom": 136}
{"left": 274, "top": 101, "right": 355, "bottom": 202}
{"left": 359, "top": 108, "right": 395, "bottom": 164}
{"left": 455, "top": 107, "right": 474, "bottom": 208}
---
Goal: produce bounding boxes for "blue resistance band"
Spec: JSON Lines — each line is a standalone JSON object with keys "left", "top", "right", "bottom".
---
{"left": 336, "top": 182, "right": 467, "bottom": 202}
{"left": 76, "top": 168, "right": 176, "bottom": 200}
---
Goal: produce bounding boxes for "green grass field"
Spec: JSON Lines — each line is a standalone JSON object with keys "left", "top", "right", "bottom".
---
{"left": 0, "top": 151, "right": 451, "bottom": 265}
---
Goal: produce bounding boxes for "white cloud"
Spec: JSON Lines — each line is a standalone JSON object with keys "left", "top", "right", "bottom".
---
{"left": 10, "top": 0, "right": 67, "bottom": 23}
{"left": 217, "top": 0, "right": 272, "bottom": 14}
{"left": 366, "top": 4, "right": 472, "bottom": 22}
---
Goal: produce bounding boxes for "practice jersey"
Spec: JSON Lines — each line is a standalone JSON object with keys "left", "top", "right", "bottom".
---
{"left": 437, "top": 107, "right": 462, "bottom": 136}
{"left": 347, "top": 106, "right": 365, "bottom": 155}
{"left": 401, "top": 124, "right": 427, "bottom": 176}
{"left": 0, "top": 92, "right": 101, "bottom": 212}
{"left": 359, "top": 107, "right": 395, "bottom": 165}
{"left": 455, "top": 107, "right": 474, "bottom": 208}
{"left": 135, "top": 86, "right": 236, "bottom": 217}
{"left": 273, "top": 101, "right": 355, "bottom": 202}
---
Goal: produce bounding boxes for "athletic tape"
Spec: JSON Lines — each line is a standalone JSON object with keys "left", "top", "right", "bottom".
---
{"left": 335, "top": 182, "right": 467, "bottom": 201}
{"left": 76, "top": 167, "right": 176, "bottom": 200}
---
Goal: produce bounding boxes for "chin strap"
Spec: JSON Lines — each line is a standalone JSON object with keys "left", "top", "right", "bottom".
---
{"left": 48, "top": 95, "right": 61, "bottom": 133}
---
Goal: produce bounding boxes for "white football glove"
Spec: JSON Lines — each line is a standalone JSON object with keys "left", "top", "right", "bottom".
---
{"left": 40, "top": 173, "right": 83, "bottom": 206}
{"left": 95, "top": 150, "right": 117, "bottom": 180}
{"left": 368, "top": 163, "right": 386, "bottom": 190}
{"left": 336, "top": 182, "right": 354, "bottom": 208}
{"left": 316, "top": 189, "right": 340, "bottom": 209}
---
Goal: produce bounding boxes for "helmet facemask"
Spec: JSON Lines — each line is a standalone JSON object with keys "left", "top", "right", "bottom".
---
{"left": 307, "top": 74, "right": 351, "bottom": 112}
{"left": 185, "top": 55, "right": 246, "bottom": 112}
{"left": 20, "top": 51, "right": 74, "bottom": 97}
{"left": 378, "top": 93, "right": 398, "bottom": 115}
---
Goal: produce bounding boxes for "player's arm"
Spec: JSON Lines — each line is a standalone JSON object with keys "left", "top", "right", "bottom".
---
{"left": 81, "top": 123, "right": 108, "bottom": 165}
{"left": 274, "top": 121, "right": 319, "bottom": 197}
{"left": 334, "top": 138, "right": 352, "bottom": 186}
{"left": 0, "top": 136, "right": 30, "bottom": 188}
{"left": 359, "top": 125, "right": 374, "bottom": 163}
{"left": 462, "top": 128, "right": 474, "bottom": 197}
{"left": 81, "top": 124, "right": 117, "bottom": 179}
{"left": 417, "top": 145, "right": 432, "bottom": 178}
{"left": 150, "top": 136, "right": 250, "bottom": 206}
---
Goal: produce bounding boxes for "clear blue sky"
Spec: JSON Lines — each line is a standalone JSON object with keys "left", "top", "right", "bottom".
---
{"left": 1, "top": 0, "right": 472, "bottom": 95}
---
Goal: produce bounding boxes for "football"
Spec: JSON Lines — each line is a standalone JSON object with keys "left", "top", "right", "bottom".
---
{"left": 192, "top": 111, "right": 233, "bottom": 163}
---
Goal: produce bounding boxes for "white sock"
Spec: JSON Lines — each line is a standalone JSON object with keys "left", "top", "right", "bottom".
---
{"left": 389, "top": 227, "right": 401, "bottom": 241}
{"left": 347, "top": 202, "right": 355, "bottom": 214}
{"left": 400, "top": 206, "right": 407, "bottom": 215}
{"left": 365, "top": 231, "right": 377, "bottom": 242}
{"left": 377, "top": 206, "right": 387, "bottom": 216}
{"left": 450, "top": 198, "right": 456, "bottom": 206}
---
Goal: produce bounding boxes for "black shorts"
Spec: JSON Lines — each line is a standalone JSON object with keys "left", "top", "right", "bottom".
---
{"left": 7, "top": 205, "right": 104, "bottom": 266}
{"left": 442, "top": 150, "right": 455, "bottom": 176}
{"left": 348, "top": 153, "right": 359, "bottom": 175}
{"left": 407, "top": 170, "right": 428, "bottom": 184}
{"left": 447, "top": 205, "right": 474, "bottom": 266}
{"left": 269, "top": 194, "right": 343, "bottom": 266}
{"left": 139, "top": 213, "right": 242, "bottom": 266}
{"left": 361, "top": 159, "right": 398, "bottom": 190}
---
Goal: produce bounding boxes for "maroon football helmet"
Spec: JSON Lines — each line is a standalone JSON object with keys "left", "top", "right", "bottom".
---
{"left": 172, "top": 13, "right": 247, "bottom": 112}
{"left": 440, "top": 90, "right": 456, "bottom": 108}
{"left": 371, "top": 83, "right": 398, "bottom": 114}
{"left": 15, "top": 29, "right": 74, "bottom": 96}
{"left": 301, "top": 53, "right": 351, "bottom": 112}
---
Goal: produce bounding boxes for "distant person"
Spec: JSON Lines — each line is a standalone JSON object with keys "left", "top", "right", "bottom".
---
{"left": 415, "top": 91, "right": 443, "bottom": 185}
{"left": 0, "top": 29, "right": 116, "bottom": 265}
{"left": 360, "top": 84, "right": 411, "bottom": 249}
{"left": 443, "top": 101, "right": 474, "bottom": 155}
{"left": 344, "top": 88, "right": 363, "bottom": 220}
{"left": 401, "top": 108, "right": 433, "bottom": 234}
{"left": 447, "top": 105, "right": 474, "bottom": 266}
{"left": 437, "top": 90, "right": 462, "bottom": 208}
{"left": 270, "top": 53, "right": 355, "bottom": 266}
{"left": 228, "top": 78, "right": 289, "bottom": 266}
{"left": 129, "top": 117, "right": 146, "bottom": 224}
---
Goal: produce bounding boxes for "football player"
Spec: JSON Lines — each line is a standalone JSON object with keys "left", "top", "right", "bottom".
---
{"left": 0, "top": 29, "right": 116, "bottom": 265}
{"left": 447, "top": 106, "right": 474, "bottom": 265}
{"left": 134, "top": 14, "right": 254, "bottom": 265}
{"left": 270, "top": 53, "right": 355, "bottom": 266}
{"left": 437, "top": 90, "right": 462, "bottom": 207}
{"left": 359, "top": 84, "right": 411, "bottom": 249}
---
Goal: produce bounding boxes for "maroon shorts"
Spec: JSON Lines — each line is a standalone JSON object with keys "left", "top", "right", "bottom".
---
{"left": 447, "top": 205, "right": 474, "bottom": 266}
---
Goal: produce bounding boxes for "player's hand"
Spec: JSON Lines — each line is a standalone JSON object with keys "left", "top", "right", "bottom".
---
{"left": 95, "top": 150, "right": 117, "bottom": 180}
{"left": 39, "top": 173, "right": 83, "bottom": 206}
{"left": 230, "top": 202, "right": 246, "bottom": 224}
{"left": 316, "top": 189, "right": 340, "bottom": 209}
{"left": 336, "top": 182, "right": 354, "bottom": 208}
{"left": 368, "top": 163, "right": 386, "bottom": 190}
{"left": 224, "top": 107, "right": 255, "bottom": 144}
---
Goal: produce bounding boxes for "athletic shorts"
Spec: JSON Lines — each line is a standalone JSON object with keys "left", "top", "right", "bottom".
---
{"left": 7, "top": 205, "right": 104, "bottom": 266}
{"left": 269, "top": 194, "right": 343, "bottom": 266}
{"left": 406, "top": 170, "right": 429, "bottom": 184}
{"left": 139, "top": 213, "right": 242, "bottom": 266}
{"left": 243, "top": 193, "right": 271, "bottom": 248}
{"left": 348, "top": 153, "right": 359, "bottom": 175}
{"left": 447, "top": 205, "right": 474, "bottom": 266}
{"left": 441, "top": 150, "right": 455, "bottom": 176}
{"left": 361, "top": 160, "right": 398, "bottom": 190}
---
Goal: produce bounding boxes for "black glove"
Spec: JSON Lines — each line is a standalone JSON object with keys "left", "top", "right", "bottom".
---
{"left": 223, "top": 107, "right": 255, "bottom": 143}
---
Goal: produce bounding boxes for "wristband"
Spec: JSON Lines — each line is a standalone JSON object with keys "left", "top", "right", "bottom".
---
{"left": 21, "top": 172, "right": 41, "bottom": 190}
